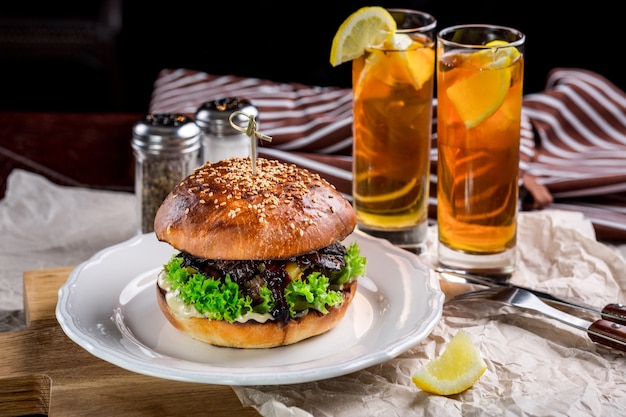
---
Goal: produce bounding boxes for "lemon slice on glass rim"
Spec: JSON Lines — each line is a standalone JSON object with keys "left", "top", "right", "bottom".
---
{"left": 329, "top": 7, "right": 396, "bottom": 67}
{"left": 446, "top": 40, "right": 520, "bottom": 129}
{"left": 412, "top": 330, "right": 488, "bottom": 396}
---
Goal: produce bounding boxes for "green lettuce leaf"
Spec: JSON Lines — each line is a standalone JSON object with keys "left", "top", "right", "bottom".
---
{"left": 162, "top": 242, "right": 367, "bottom": 323}
{"left": 253, "top": 285, "right": 274, "bottom": 314}
{"left": 164, "top": 256, "right": 271, "bottom": 322}
{"left": 285, "top": 272, "right": 344, "bottom": 316}
{"left": 331, "top": 242, "right": 367, "bottom": 285}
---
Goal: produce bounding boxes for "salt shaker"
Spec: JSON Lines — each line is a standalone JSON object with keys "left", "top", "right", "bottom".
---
{"left": 131, "top": 113, "right": 201, "bottom": 234}
{"left": 195, "top": 97, "right": 259, "bottom": 163}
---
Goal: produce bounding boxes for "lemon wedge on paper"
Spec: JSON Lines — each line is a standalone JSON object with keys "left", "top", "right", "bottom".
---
{"left": 412, "top": 330, "right": 487, "bottom": 396}
{"left": 446, "top": 40, "right": 520, "bottom": 129}
{"left": 329, "top": 7, "right": 396, "bottom": 67}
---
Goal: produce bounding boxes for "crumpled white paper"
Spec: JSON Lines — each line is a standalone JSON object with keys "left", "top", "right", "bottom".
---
{"left": 2, "top": 169, "right": 626, "bottom": 416}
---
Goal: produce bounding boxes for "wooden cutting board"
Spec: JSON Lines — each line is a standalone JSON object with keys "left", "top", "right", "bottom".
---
{"left": 0, "top": 267, "right": 261, "bottom": 417}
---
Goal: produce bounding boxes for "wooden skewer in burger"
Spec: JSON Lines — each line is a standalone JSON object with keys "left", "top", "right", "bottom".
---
{"left": 153, "top": 111, "right": 366, "bottom": 348}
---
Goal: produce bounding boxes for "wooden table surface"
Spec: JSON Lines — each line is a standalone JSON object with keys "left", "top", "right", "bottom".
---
{"left": 0, "top": 267, "right": 261, "bottom": 417}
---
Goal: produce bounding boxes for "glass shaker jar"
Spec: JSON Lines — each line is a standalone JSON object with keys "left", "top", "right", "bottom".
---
{"left": 195, "top": 97, "right": 259, "bottom": 163}
{"left": 131, "top": 113, "right": 201, "bottom": 234}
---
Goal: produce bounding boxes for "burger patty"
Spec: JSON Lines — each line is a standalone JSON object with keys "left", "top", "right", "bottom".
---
{"left": 177, "top": 242, "right": 348, "bottom": 322}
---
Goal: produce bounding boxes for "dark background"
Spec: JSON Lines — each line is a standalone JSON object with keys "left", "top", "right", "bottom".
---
{"left": 0, "top": 0, "right": 621, "bottom": 113}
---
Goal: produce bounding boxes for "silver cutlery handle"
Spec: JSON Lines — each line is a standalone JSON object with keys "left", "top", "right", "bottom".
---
{"left": 589, "top": 320, "right": 626, "bottom": 351}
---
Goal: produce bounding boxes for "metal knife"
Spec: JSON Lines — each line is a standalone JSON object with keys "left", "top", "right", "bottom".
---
{"left": 450, "top": 286, "right": 626, "bottom": 352}
{"left": 435, "top": 267, "right": 626, "bottom": 325}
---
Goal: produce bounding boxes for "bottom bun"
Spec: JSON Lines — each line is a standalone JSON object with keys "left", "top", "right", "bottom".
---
{"left": 156, "top": 281, "right": 358, "bottom": 349}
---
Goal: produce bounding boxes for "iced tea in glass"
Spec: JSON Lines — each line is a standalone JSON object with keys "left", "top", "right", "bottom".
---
{"left": 436, "top": 24, "right": 524, "bottom": 277}
{"left": 352, "top": 9, "right": 436, "bottom": 253}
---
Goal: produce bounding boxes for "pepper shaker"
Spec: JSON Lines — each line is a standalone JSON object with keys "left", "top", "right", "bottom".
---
{"left": 195, "top": 97, "right": 259, "bottom": 163}
{"left": 131, "top": 113, "right": 201, "bottom": 234}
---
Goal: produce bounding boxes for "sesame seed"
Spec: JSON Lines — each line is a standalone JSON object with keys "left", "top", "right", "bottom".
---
{"left": 177, "top": 158, "right": 338, "bottom": 225}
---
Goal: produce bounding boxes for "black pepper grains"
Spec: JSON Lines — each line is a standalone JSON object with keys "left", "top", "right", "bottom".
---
{"left": 131, "top": 113, "right": 201, "bottom": 233}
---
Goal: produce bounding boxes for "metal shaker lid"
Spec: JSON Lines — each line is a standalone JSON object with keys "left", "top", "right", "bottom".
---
{"left": 131, "top": 113, "right": 201, "bottom": 154}
{"left": 195, "top": 97, "right": 259, "bottom": 136}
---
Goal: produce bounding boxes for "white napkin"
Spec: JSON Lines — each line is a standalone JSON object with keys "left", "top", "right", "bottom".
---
{"left": 2, "top": 169, "right": 626, "bottom": 416}
{"left": 0, "top": 169, "right": 136, "bottom": 313}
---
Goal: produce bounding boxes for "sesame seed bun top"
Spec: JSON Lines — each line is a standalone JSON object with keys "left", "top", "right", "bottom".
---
{"left": 153, "top": 158, "right": 357, "bottom": 259}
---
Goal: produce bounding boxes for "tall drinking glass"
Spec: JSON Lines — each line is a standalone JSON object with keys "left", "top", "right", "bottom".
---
{"left": 352, "top": 9, "right": 436, "bottom": 254}
{"left": 436, "top": 24, "right": 525, "bottom": 278}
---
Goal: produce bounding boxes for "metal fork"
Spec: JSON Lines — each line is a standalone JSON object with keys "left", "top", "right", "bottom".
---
{"left": 435, "top": 268, "right": 626, "bottom": 325}
{"left": 450, "top": 287, "right": 626, "bottom": 352}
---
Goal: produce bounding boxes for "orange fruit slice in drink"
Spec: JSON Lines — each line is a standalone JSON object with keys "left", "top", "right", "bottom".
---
{"left": 388, "top": 34, "right": 435, "bottom": 89}
{"left": 329, "top": 7, "right": 396, "bottom": 67}
{"left": 353, "top": 176, "right": 418, "bottom": 204}
{"left": 412, "top": 330, "right": 488, "bottom": 396}
{"left": 407, "top": 46, "right": 435, "bottom": 89}
{"left": 363, "top": 36, "right": 434, "bottom": 90}
{"left": 446, "top": 40, "right": 520, "bottom": 129}
{"left": 482, "top": 40, "right": 521, "bottom": 69}
{"left": 446, "top": 68, "right": 509, "bottom": 129}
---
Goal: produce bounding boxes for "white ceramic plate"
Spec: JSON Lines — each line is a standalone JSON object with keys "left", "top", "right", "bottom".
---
{"left": 56, "top": 230, "right": 443, "bottom": 386}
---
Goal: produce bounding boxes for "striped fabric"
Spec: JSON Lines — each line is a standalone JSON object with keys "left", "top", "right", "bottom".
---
{"left": 150, "top": 69, "right": 356, "bottom": 201}
{"left": 149, "top": 67, "right": 626, "bottom": 240}
{"left": 522, "top": 68, "right": 626, "bottom": 240}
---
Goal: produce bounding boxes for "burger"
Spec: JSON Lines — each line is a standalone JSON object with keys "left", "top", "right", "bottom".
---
{"left": 153, "top": 157, "right": 366, "bottom": 348}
